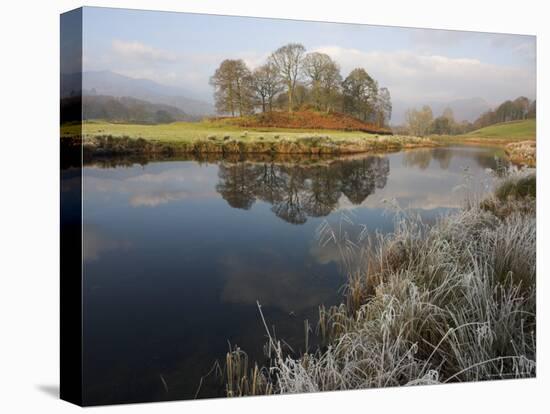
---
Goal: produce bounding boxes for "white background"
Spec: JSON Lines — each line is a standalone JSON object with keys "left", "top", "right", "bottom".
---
{"left": 0, "top": 0, "right": 547, "bottom": 412}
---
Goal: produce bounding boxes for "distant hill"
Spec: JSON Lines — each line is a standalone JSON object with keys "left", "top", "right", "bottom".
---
{"left": 85, "top": 95, "right": 195, "bottom": 124}
{"left": 461, "top": 119, "right": 535, "bottom": 141}
{"left": 393, "top": 97, "right": 491, "bottom": 125}
{"left": 62, "top": 95, "right": 194, "bottom": 124}
{"left": 61, "top": 70, "right": 215, "bottom": 117}
{"left": 211, "top": 110, "right": 392, "bottom": 134}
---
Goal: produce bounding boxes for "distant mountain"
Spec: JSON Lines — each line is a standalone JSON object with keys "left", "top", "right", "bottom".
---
{"left": 61, "top": 70, "right": 215, "bottom": 117}
{"left": 392, "top": 97, "right": 491, "bottom": 125}
{"left": 61, "top": 95, "right": 195, "bottom": 124}
{"left": 428, "top": 97, "right": 492, "bottom": 122}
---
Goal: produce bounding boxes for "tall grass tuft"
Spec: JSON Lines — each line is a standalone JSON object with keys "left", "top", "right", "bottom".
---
{"left": 225, "top": 345, "right": 273, "bottom": 397}
{"left": 223, "top": 172, "right": 536, "bottom": 395}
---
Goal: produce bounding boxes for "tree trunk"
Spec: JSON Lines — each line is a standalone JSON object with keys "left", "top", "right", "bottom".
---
{"left": 229, "top": 85, "right": 235, "bottom": 117}
{"left": 287, "top": 82, "right": 293, "bottom": 113}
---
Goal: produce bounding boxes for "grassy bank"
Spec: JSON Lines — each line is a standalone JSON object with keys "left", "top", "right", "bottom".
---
{"left": 433, "top": 119, "right": 536, "bottom": 145}
{"left": 223, "top": 172, "right": 536, "bottom": 396}
{"left": 64, "top": 120, "right": 438, "bottom": 156}
{"left": 461, "top": 119, "right": 535, "bottom": 142}
{"left": 430, "top": 119, "right": 536, "bottom": 166}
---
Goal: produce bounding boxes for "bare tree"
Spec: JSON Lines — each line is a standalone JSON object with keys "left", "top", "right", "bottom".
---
{"left": 321, "top": 61, "right": 343, "bottom": 113}
{"left": 210, "top": 59, "right": 254, "bottom": 116}
{"left": 302, "top": 52, "right": 342, "bottom": 111}
{"left": 251, "top": 63, "right": 283, "bottom": 113}
{"left": 374, "top": 87, "right": 392, "bottom": 127}
{"left": 406, "top": 105, "right": 433, "bottom": 136}
{"left": 303, "top": 52, "right": 330, "bottom": 109}
{"left": 269, "top": 43, "right": 306, "bottom": 113}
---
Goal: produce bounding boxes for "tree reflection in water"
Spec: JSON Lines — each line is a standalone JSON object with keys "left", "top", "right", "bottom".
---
{"left": 216, "top": 156, "right": 390, "bottom": 224}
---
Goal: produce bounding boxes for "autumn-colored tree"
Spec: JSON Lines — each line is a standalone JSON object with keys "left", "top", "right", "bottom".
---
{"left": 431, "top": 116, "right": 452, "bottom": 135}
{"left": 406, "top": 105, "right": 433, "bottom": 136}
{"left": 210, "top": 45, "right": 394, "bottom": 124}
{"left": 210, "top": 59, "right": 254, "bottom": 116}
{"left": 473, "top": 96, "right": 535, "bottom": 129}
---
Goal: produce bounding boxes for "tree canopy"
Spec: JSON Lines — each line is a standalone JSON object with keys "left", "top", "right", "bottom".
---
{"left": 210, "top": 43, "right": 392, "bottom": 127}
{"left": 209, "top": 59, "right": 254, "bottom": 117}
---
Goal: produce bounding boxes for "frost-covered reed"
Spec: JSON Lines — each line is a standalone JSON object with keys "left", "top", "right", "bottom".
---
{"left": 223, "top": 172, "right": 536, "bottom": 396}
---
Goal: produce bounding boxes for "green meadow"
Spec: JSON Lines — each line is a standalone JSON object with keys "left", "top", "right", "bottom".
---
{"left": 458, "top": 119, "right": 535, "bottom": 142}
{"left": 74, "top": 120, "right": 385, "bottom": 143}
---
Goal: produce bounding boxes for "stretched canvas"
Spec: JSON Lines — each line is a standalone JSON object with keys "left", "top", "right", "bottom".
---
{"left": 60, "top": 6, "right": 536, "bottom": 406}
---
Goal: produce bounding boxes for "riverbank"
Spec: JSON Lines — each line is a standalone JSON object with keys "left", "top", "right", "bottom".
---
{"left": 62, "top": 120, "right": 438, "bottom": 156}
{"left": 429, "top": 119, "right": 536, "bottom": 166}
{"left": 62, "top": 119, "right": 536, "bottom": 166}
{"left": 223, "top": 171, "right": 536, "bottom": 396}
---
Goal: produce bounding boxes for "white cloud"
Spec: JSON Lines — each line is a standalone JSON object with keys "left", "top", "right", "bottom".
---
{"left": 96, "top": 43, "right": 268, "bottom": 96}
{"left": 314, "top": 45, "right": 535, "bottom": 104}
{"left": 83, "top": 224, "right": 131, "bottom": 262}
{"left": 129, "top": 190, "right": 215, "bottom": 207}
{"left": 85, "top": 165, "right": 218, "bottom": 207}
{"left": 111, "top": 39, "right": 178, "bottom": 63}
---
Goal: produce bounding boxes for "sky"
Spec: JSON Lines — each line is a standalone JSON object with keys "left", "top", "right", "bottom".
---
{"left": 81, "top": 6, "right": 536, "bottom": 114}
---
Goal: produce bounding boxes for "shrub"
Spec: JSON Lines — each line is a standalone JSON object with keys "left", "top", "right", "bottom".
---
{"left": 481, "top": 173, "right": 536, "bottom": 219}
{"left": 495, "top": 175, "right": 536, "bottom": 201}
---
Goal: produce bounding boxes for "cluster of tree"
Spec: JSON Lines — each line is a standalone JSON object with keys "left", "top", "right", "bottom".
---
{"left": 404, "top": 96, "right": 536, "bottom": 137}
{"left": 210, "top": 43, "right": 392, "bottom": 127}
{"left": 404, "top": 106, "right": 472, "bottom": 136}
{"left": 216, "top": 156, "right": 389, "bottom": 224}
{"left": 472, "top": 97, "right": 536, "bottom": 130}
{"left": 80, "top": 95, "right": 195, "bottom": 124}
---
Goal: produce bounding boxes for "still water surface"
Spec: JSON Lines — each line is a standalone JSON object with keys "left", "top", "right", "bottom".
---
{"left": 81, "top": 146, "right": 507, "bottom": 404}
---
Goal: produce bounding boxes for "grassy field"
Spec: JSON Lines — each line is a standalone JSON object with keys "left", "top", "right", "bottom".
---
{"left": 463, "top": 119, "right": 535, "bottom": 140}
{"left": 71, "top": 120, "right": 388, "bottom": 143}
{"left": 440, "top": 119, "right": 536, "bottom": 143}
{"left": 67, "top": 118, "right": 536, "bottom": 144}
{"left": 62, "top": 120, "right": 438, "bottom": 156}
{"left": 64, "top": 119, "right": 537, "bottom": 159}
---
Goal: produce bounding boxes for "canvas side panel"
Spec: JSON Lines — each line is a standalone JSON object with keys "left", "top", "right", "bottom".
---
{"left": 60, "top": 7, "right": 83, "bottom": 407}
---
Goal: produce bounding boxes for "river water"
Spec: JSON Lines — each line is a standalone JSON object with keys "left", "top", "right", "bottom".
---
{"left": 78, "top": 145, "right": 508, "bottom": 404}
